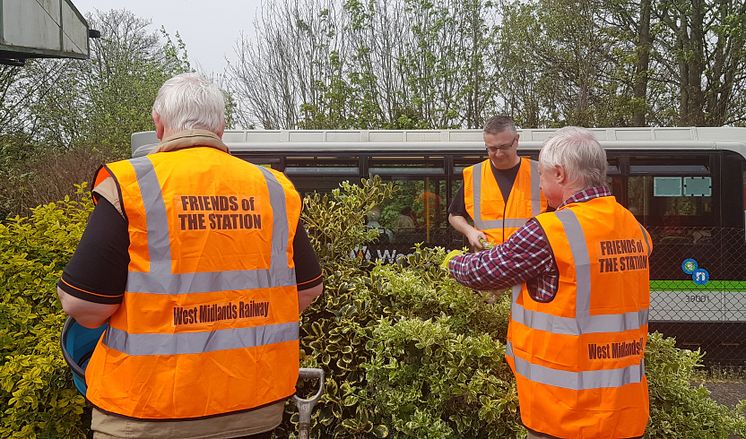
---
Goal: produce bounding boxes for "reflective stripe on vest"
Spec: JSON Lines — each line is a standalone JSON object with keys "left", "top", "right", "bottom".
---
{"left": 123, "top": 157, "right": 295, "bottom": 295}
{"left": 505, "top": 342, "right": 643, "bottom": 390}
{"left": 509, "top": 209, "right": 649, "bottom": 336}
{"left": 640, "top": 222, "right": 652, "bottom": 255}
{"left": 506, "top": 198, "right": 650, "bottom": 438}
{"left": 471, "top": 158, "right": 541, "bottom": 230}
{"left": 102, "top": 157, "right": 297, "bottom": 354}
{"left": 105, "top": 321, "right": 298, "bottom": 356}
{"left": 511, "top": 284, "right": 648, "bottom": 335}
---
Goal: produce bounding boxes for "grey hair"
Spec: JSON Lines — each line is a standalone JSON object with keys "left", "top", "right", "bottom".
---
{"left": 539, "top": 126, "right": 607, "bottom": 188}
{"left": 152, "top": 73, "right": 225, "bottom": 134}
{"left": 483, "top": 115, "right": 517, "bottom": 135}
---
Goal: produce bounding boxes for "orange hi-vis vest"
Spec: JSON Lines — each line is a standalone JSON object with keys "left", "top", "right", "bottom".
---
{"left": 463, "top": 157, "right": 547, "bottom": 244}
{"left": 85, "top": 146, "right": 301, "bottom": 419}
{"left": 506, "top": 196, "right": 652, "bottom": 438}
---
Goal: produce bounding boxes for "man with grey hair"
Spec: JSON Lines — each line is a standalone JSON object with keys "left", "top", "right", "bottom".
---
{"left": 58, "top": 73, "right": 323, "bottom": 438}
{"left": 448, "top": 126, "right": 651, "bottom": 438}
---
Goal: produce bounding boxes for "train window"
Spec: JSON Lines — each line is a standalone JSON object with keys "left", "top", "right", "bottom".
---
{"left": 282, "top": 155, "right": 362, "bottom": 197}
{"left": 630, "top": 164, "right": 710, "bottom": 175}
{"left": 236, "top": 156, "right": 281, "bottom": 169}
{"left": 453, "top": 153, "right": 540, "bottom": 180}
{"left": 370, "top": 155, "right": 444, "bottom": 169}
{"left": 608, "top": 175, "right": 625, "bottom": 199}
{"left": 285, "top": 167, "right": 359, "bottom": 176}
{"left": 606, "top": 158, "right": 625, "bottom": 200}
{"left": 627, "top": 156, "right": 714, "bottom": 226}
{"left": 628, "top": 175, "right": 714, "bottom": 226}
{"left": 453, "top": 155, "right": 488, "bottom": 177}
{"left": 284, "top": 155, "right": 359, "bottom": 170}
{"left": 364, "top": 156, "right": 448, "bottom": 247}
{"left": 369, "top": 155, "right": 445, "bottom": 177}
{"left": 291, "top": 176, "right": 361, "bottom": 197}
{"left": 372, "top": 178, "right": 447, "bottom": 246}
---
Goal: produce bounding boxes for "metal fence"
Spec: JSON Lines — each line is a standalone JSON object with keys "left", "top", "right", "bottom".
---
{"left": 645, "top": 226, "right": 746, "bottom": 366}
{"left": 362, "top": 225, "right": 746, "bottom": 366}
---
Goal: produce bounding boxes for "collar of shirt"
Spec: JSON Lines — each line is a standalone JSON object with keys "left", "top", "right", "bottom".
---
{"left": 488, "top": 157, "right": 522, "bottom": 175}
{"left": 155, "top": 129, "right": 229, "bottom": 154}
{"left": 556, "top": 186, "right": 612, "bottom": 210}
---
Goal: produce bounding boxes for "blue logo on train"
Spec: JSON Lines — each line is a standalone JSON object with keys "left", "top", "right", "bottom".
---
{"left": 692, "top": 268, "right": 710, "bottom": 286}
{"left": 681, "top": 258, "right": 698, "bottom": 274}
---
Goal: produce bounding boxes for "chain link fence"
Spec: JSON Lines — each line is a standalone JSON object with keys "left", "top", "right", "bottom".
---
{"left": 362, "top": 225, "right": 746, "bottom": 366}
{"left": 647, "top": 226, "right": 746, "bottom": 367}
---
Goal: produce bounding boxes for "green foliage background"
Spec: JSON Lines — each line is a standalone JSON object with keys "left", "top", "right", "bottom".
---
{"left": 0, "top": 10, "right": 198, "bottom": 218}
{"left": 0, "top": 178, "right": 744, "bottom": 438}
{"left": 0, "top": 185, "right": 91, "bottom": 438}
{"left": 230, "top": 0, "right": 746, "bottom": 131}
{"left": 1, "top": 2, "right": 745, "bottom": 436}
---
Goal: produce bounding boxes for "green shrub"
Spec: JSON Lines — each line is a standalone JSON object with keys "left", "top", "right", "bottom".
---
{"left": 1, "top": 177, "right": 744, "bottom": 438}
{"left": 363, "top": 317, "right": 520, "bottom": 438}
{"left": 285, "top": 177, "right": 745, "bottom": 439}
{"left": 0, "top": 184, "right": 91, "bottom": 438}
{"left": 283, "top": 241, "right": 516, "bottom": 438}
{"left": 302, "top": 177, "right": 397, "bottom": 272}
{"left": 646, "top": 333, "right": 746, "bottom": 438}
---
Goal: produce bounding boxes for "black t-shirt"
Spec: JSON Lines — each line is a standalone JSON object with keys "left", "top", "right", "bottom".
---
{"left": 448, "top": 160, "right": 522, "bottom": 220}
{"left": 58, "top": 197, "right": 323, "bottom": 304}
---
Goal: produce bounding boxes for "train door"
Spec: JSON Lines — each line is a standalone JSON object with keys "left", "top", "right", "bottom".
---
{"left": 623, "top": 153, "right": 717, "bottom": 281}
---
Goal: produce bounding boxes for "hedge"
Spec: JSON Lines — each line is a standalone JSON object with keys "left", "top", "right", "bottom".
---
{"left": 1, "top": 179, "right": 744, "bottom": 438}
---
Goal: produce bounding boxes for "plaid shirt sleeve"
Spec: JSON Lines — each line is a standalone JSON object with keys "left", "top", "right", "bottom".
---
{"left": 448, "top": 218, "right": 554, "bottom": 292}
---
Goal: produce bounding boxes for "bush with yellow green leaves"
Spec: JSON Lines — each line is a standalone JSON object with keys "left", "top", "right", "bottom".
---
{"left": 283, "top": 177, "right": 746, "bottom": 438}
{"left": 1, "top": 178, "right": 744, "bottom": 438}
{"left": 0, "top": 184, "right": 91, "bottom": 438}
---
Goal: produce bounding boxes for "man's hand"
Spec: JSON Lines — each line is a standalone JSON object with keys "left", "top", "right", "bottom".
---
{"left": 299, "top": 283, "right": 323, "bottom": 313}
{"left": 449, "top": 214, "right": 487, "bottom": 250}
{"left": 466, "top": 229, "right": 488, "bottom": 250}
{"left": 479, "top": 237, "right": 495, "bottom": 250}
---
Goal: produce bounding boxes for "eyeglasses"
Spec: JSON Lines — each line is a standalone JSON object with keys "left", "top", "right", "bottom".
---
{"left": 486, "top": 136, "right": 517, "bottom": 154}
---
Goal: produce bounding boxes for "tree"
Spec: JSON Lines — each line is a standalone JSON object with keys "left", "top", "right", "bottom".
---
{"left": 226, "top": 0, "right": 346, "bottom": 129}
{"left": 0, "top": 9, "right": 192, "bottom": 216}
{"left": 227, "top": 0, "right": 503, "bottom": 130}
{"left": 653, "top": 0, "right": 746, "bottom": 126}
{"left": 633, "top": 0, "right": 652, "bottom": 126}
{"left": 42, "top": 9, "right": 191, "bottom": 155}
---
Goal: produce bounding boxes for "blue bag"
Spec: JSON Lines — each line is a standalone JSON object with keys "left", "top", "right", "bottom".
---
{"left": 60, "top": 317, "right": 107, "bottom": 396}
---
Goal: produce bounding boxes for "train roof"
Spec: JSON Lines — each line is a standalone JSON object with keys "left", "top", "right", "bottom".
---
{"left": 131, "top": 127, "right": 746, "bottom": 158}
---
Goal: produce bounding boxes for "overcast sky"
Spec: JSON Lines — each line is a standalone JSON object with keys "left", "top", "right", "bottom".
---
{"left": 72, "top": 0, "right": 263, "bottom": 75}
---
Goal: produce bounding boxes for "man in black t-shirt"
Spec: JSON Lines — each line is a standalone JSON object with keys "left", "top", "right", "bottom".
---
{"left": 56, "top": 73, "right": 323, "bottom": 439}
{"left": 449, "top": 116, "right": 547, "bottom": 248}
